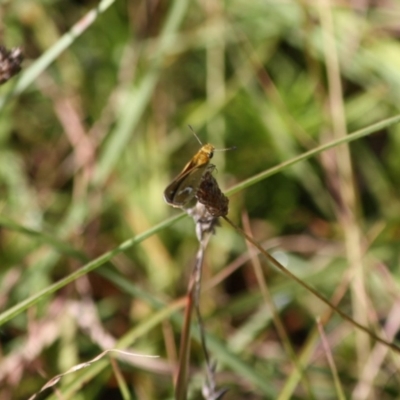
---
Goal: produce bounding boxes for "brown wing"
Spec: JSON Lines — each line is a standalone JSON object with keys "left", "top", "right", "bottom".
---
{"left": 163, "top": 164, "right": 209, "bottom": 207}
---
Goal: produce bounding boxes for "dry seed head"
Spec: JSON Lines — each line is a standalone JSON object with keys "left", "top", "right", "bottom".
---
{"left": 195, "top": 170, "right": 229, "bottom": 217}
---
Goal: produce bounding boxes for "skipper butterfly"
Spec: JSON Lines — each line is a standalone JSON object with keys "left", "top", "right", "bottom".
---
{"left": 164, "top": 128, "right": 234, "bottom": 209}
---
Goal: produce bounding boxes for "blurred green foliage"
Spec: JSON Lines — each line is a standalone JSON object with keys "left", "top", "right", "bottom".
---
{"left": 1, "top": 0, "right": 400, "bottom": 399}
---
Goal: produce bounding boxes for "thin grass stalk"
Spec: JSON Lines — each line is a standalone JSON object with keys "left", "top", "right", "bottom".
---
{"left": 226, "top": 114, "right": 400, "bottom": 197}
{"left": 316, "top": 317, "right": 346, "bottom": 400}
{"left": 351, "top": 300, "right": 400, "bottom": 400}
{"left": 277, "top": 268, "right": 354, "bottom": 400}
{"left": 109, "top": 357, "right": 131, "bottom": 400}
{"left": 318, "top": 0, "right": 370, "bottom": 374}
{"left": 241, "top": 212, "right": 315, "bottom": 400}
{"left": 222, "top": 216, "right": 400, "bottom": 354}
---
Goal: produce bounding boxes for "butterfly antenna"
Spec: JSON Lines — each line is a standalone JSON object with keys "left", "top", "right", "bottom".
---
{"left": 214, "top": 146, "right": 237, "bottom": 152}
{"left": 188, "top": 125, "right": 203, "bottom": 145}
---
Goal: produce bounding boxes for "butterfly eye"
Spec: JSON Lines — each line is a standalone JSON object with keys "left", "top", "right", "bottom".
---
{"left": 209, "top": 151, "right": 214, "bottom": 159}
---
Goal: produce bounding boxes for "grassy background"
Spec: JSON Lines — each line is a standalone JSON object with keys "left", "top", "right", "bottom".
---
{"left": 1, "top": 0, "right": 400, "bottom": 399}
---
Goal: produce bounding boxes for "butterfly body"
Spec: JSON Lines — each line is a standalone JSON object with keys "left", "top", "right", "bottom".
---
{"left": 164, "top": 143, "right": 215, "bottom": 208}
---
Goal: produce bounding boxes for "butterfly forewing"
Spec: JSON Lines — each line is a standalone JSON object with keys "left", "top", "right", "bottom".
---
{"left": 163, "top": 164, "right": 208, "bottom": 206}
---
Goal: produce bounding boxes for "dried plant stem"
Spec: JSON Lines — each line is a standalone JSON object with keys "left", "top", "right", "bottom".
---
{"left": 192, "top": 233, "right": 224, "bottom": 399}
{"left": 175, "top": 276, "right": 195, "bottom": 400}
{"left": 175, "top": 204, "right": 224, "bottom": 400}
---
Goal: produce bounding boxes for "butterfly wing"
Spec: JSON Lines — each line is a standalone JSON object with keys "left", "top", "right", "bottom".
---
{"left": 163, "top": 164, "right": 209, "bottom": 207}
{"left": 164, "top": 143, "right": 215, "bottom": 207}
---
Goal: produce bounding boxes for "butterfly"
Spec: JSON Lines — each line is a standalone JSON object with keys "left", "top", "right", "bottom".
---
{"left": 164, "top": 143, "right": 216, "bottom": 208}
{"left": 164, "top": 127, "right": 235, "bottom": 209}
